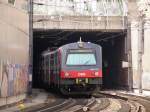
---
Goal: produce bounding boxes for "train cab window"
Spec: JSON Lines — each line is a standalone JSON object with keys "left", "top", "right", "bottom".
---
{"left": 66, "top": 53, "right": 96, "bottom": 65}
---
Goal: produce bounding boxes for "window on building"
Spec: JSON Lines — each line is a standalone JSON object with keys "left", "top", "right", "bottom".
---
{"left": 8, "top": 0, "right": 15, "bottom": 5}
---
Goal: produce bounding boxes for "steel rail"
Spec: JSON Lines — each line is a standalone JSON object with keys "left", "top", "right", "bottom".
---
{"left": 36, "top": 98, "right": 73, "bottom": 112}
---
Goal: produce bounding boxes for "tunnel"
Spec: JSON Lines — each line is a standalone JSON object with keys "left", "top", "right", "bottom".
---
{"left": 33, "top": 29, "right": 129, "bottom": 90}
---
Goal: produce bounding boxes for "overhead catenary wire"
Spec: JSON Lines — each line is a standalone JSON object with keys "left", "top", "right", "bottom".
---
{"left": 36, "top": 30, "right": 66, "bottom": 38}
{"left": 96, "top": 32, "right": 126, "bottom": 42}
{"left": 49, "top": 31, "right": 75, "bottom": 43}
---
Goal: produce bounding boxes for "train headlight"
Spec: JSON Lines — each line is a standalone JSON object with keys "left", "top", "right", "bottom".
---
{"left": 65, "top": 72, "right": 69, "bottom": 77}
{"left": 95, "top": 72, "right": 99, "bottom": 76}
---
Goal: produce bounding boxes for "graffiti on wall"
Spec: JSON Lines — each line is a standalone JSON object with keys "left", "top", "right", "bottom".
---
{"left": 0, "top": 60, "right": 28, "bottom": 97}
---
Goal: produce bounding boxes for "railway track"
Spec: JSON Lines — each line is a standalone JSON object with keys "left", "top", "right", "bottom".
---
{"left": 24, "top": 91, "right": 150, "bottom": 112}
{"left": 37, "top": 98, "right": 76, "bottom": 112}
{"left": 92, "top": 91, "right": 147, "bottom": 112}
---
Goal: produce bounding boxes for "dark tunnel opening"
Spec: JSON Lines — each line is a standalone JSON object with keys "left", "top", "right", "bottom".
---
{"left": 33, "top": 30, "right": 128, "bottom": 90}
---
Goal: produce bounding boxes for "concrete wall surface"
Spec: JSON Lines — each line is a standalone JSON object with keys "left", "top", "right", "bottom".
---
{"left": 0, "top": 0, "right": 29, "bottom": 99}
{"left": 130, "top": 1, "right": 150, "bottom": 91}
{"left": 142, "top": 19, "right": 150, "bottom": 90}
{"left": 33, "top": 0, "right": 127, "bottom": 16}
{"left": 130, "top": 20, "right": 139, "bottom": 89}
{"left": 33, "top": 15, "right": 127, "bottom": 31}
{"left": 33, "top": 0, "right": 127, "bottom": 31}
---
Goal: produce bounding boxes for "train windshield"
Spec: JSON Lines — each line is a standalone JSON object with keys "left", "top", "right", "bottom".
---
{"left": 66, "top": 53, "right": 96, "bottom": 65}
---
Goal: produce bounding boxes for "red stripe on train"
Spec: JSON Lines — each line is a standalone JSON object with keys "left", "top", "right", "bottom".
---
{"left": 60, "top": 69, "right": 102, "bottom": 78}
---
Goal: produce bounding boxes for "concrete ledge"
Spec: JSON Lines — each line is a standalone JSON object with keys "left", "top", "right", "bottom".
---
{"left": 133, "top": 89, "right": 150, "bottom": 96}
{"left": 100, "top": 89, "right": 150, "bottom": 99}
{"left": 33, "top": 16, "right": 127, "bottom": 31}
{"left": 0, "top": 94, "right": 26, "bottom": 107}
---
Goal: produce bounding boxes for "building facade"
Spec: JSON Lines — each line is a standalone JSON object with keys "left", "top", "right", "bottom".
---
{"left": 131, "top": 0, "right": 150, "bottom": 91}
{"left": 34, "top": 0, "right": 127, "bottom": 16}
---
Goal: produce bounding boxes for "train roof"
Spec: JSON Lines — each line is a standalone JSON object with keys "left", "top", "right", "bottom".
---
{"left": 42, "top": 42, "right": 101, "bottom": 57}
{"left": 61, "top": 41, "right": 101, "bottom": 48}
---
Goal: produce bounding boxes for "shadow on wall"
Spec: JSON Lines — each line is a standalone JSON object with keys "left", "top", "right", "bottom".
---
{"left": 0, "top": 60, "right": 29, "bottom": 98}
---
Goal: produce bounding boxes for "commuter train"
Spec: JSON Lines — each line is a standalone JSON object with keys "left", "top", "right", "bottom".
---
{"left": 40, "top": 40, "right": 102, "bottom": 94}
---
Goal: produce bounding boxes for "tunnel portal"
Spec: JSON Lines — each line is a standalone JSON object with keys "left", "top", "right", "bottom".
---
{"left": 33, "top": 30, "right": 129, "bottom": 90}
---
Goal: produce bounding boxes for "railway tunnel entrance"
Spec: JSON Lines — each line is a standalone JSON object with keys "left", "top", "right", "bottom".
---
{"left": 33, "top": 30, "right": 129, "bottom": 90}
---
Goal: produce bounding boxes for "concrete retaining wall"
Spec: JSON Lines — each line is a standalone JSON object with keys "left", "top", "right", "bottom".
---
{"left": 131, "top": 18, "right": 150, "bottom": 91}
{"left": 0, "top": 0, "right": 29, "bottom": 98}
{"left": 142, "top": 19, "right": 150, "bottom": 90}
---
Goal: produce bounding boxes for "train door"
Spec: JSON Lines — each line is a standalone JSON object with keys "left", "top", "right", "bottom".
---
{"left": 41, "top": 56, "right": 45, "bottom": 86}
{"left": 56, "top": 52, "right": 60, "bottom": 87}
{"left": 43, "top": 56, "right": 47, "bottom": 85}
{"left": 53, "top": 53, "right": 57, "bottom": 86}
{"left": 45, "top": 56, "right": 49, "bottom": 85}
{"left": 48, "top": 55, "right": 51, "bottom": 86}
{"left": 50, "top": 54, "right": 54, "bottom": 84}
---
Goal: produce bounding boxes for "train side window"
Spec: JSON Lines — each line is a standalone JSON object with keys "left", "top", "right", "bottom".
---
{"left": 54, "top": 52, "right": 57, "bottom": 71}
{"left": 56, "top": 52, "right": 59, "bottom": 72}
{"left": 49, "top": 55, "right": 51, "bottom": 72}
{"left": 46, "top": 56, "right": 49, "bottom": 66}
{"left": 55, "top": 52, "right": 59, "bottom": 73}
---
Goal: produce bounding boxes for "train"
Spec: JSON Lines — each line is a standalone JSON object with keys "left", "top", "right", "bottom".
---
{"left": 40, "top": 40, "right": 102, "bottom": 94}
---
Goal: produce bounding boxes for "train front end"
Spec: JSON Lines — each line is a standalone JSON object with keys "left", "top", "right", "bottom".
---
{"left": 60, "top": 41, "right": 102, "bottom": 94}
